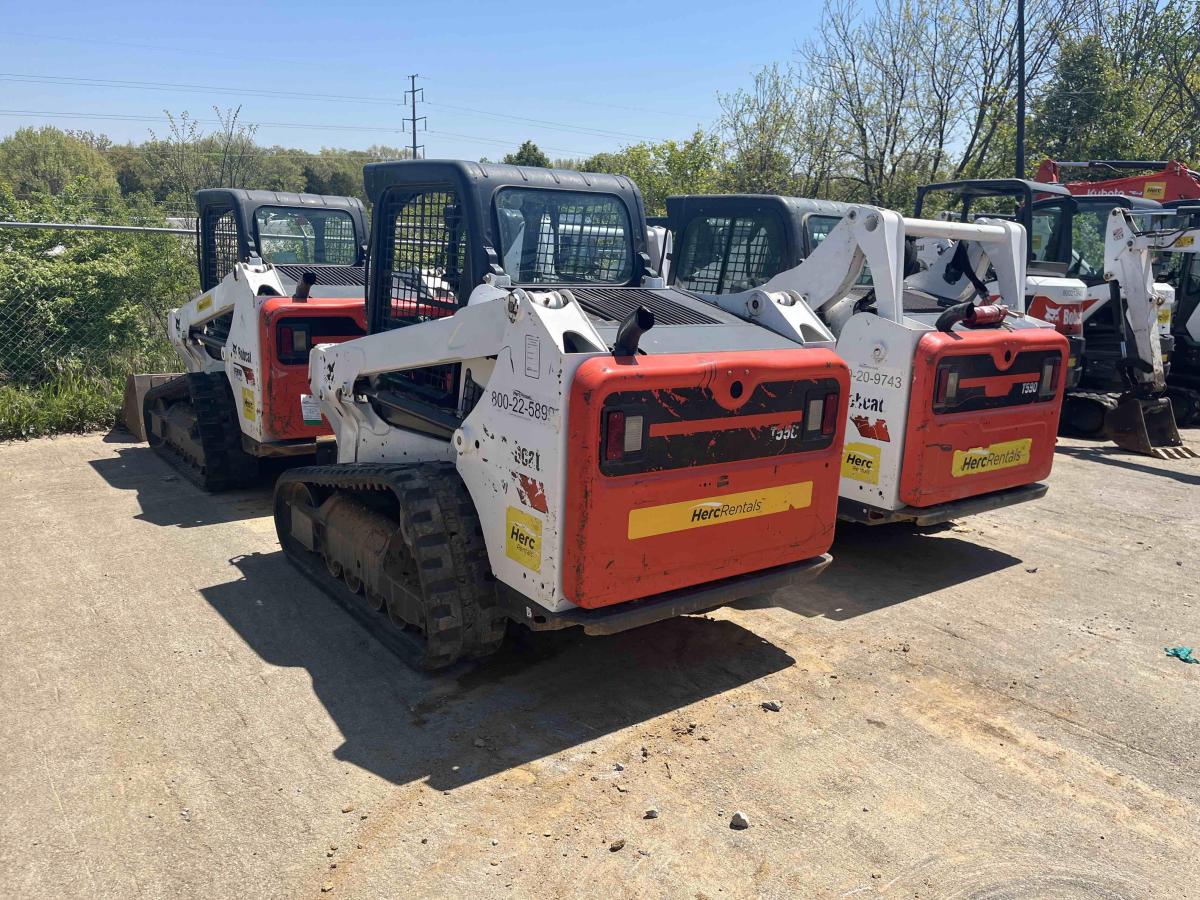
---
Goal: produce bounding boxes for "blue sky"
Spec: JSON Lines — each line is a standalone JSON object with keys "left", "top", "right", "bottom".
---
{"left": 0, "top": 0, "right": 819, "bottom": 161}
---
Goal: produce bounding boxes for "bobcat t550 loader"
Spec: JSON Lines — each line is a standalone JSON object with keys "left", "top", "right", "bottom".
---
{"left": 273, "top": 161, "right": 850, "bottom": 669}
{"left": 143, "top": 189, "right": 369, "bottom": 489}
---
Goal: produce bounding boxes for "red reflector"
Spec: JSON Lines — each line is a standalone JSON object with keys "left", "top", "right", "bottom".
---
{"left": 604, "top": 410, "right": 625, "bottom": 461}
{"left": 821, "top": 392, "right": 838, "bottom": 435}
{"left": 280, "top": 326, "right": 293, "bottom": 351}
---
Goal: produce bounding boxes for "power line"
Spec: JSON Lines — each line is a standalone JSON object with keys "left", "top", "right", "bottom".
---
{"left": 0, "top": 108, "right": 600, "bottom": 157}
{"left": 0, "top": 71, "right": 657, "bottom": 143}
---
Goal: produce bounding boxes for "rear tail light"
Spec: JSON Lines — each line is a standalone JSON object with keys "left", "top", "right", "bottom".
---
{"left": 934, "top": 366, "right": 959, "bottom": 408}
{"left": 805, "top": 397, "right": 823, "bottom": 435}
{"left": 1039, "top": 355, "right": 1061, "bottom": 400}
{"left": 821, "top": 392, "right": 838, "bottom": 435}
{"left": 604, "top": 410, "right": 626, "bottom": 461}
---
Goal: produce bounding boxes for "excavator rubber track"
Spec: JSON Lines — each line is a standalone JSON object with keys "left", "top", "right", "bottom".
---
{"left": 142, "top": 373, "right": 259, "bottom": 491}
{"left": 1062, "top": 390, "right": 1119, "bottom": 440}
{"left": 273, "top": 461, "right": 508, "bottom": 671}
{"left": 1166, "top": 382, "right": 1200, "bottom": 427}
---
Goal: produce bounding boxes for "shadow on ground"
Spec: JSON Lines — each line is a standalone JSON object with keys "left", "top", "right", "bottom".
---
{"left": 87, "top": 444, "right": 278, "bottom": 528}
{"left": 1056, "top": 444, "right": 1200, "bottom": 486}
{"left": 753, "top": 522, "right": 1023, "bottom": 620}
{"left": 200, "top": 551, "right": 796, "bottom": 790}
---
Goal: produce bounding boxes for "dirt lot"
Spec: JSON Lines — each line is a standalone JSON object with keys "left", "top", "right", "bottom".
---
{"left": 0, "top": 430, "right": 1197, "bottom": 899}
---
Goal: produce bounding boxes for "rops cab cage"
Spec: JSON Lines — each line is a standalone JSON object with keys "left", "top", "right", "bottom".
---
{"left": 195, "top": 188, "right": 369, "bottom": 292}
{"left": 360, "top": 159, "right": 657, "bottom": 334}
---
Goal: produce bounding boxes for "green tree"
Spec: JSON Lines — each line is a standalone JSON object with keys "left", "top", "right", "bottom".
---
{"left": 0, "top": 127, "right": 119, "bottom": 196}
{"left": 502, "top": 140, "right": 552, "bottom": 168}
{"left": 1031, "top": 35, "right": 1143, "bottom": 162}
{"left": 582, "top": 130, "right": 721, "bottom": 214}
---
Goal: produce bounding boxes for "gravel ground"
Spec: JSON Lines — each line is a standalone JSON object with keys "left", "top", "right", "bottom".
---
{"left": 0, "top": 429, "right": 1197, "bottom": 899}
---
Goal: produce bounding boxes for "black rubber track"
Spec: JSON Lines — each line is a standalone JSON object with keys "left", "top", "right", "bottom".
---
{"left": 274, "top": 461, "right": 507, "bottom": 671}
{"left": 143, "top": 372, "right": 258, "bottom": 491}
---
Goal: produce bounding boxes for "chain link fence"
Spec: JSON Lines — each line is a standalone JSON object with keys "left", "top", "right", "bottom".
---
{"left": 0, "top": 221, "right": 200, "bottom": 437}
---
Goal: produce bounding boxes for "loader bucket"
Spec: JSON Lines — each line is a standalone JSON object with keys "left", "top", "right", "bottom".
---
{"left": 1105, "top": 394, "right": 1198, "bottom": 459}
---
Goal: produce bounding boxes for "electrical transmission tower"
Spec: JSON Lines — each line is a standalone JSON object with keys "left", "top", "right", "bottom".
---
{"left": 405, "top": 74, "right": 426, "bottom": 160}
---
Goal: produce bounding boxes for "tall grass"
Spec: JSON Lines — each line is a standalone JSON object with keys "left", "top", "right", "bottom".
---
{"left": 0, "top": 370, "right": 128, "bottom": 440}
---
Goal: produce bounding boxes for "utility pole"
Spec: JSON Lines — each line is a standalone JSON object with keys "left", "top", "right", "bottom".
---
{"left": 1016, "top": 0, "right": 1026, "bottom": 179}
{"left": 405, "top": 74, "right": 426, "bottom": 160}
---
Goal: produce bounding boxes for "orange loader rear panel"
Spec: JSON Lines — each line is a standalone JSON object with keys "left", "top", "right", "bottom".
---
{"left": 563, "top": 349, "right": 849, "bottom": 609}
{"left": 900, "top": 328, "right": 1068, "bottom": 508}
{"left": 258, "top": 297, "right": 366, "bottom": 442}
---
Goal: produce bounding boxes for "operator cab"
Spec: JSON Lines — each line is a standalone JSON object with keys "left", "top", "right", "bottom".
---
{"left": 196, "top": 188, "right": 368, "bottom": 295}
{"left": 1029, "top": 192, "right": 1162, "bottom": 286}
{"left": 360, "top": 162, "right": 823, "bottom": 439}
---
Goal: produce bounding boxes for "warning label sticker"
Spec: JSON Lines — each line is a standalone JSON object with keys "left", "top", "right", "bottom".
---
{"left": 241, "top": 387, "right": 256, "bottom": 421}
{"left": 300, "top": 393, "right": 323, "bottom": 426}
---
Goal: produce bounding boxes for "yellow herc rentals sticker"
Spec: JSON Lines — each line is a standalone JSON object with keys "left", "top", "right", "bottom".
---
{"left": 841, "top": 442, "right": 881, "bottom": 484}
{"left": 951, "top": 438, "right": 1032, "bottom": 477}
{"left": 627, "top": 482, "right": 813, "bottom": 540}
{"left": 197, "top": 293, "right": 213, "bottom": 312}
{"left": 241, "top": 387, "right": 256, "bottom": 421}
{"left": 506, "top": 506, "right": 542, "bottom": 572}
{"left": 1144, "top": 181, "right": 1166, "bottom": 200}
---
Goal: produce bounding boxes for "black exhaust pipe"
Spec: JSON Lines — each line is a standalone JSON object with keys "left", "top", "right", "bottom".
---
{"left": 614, "top": 306, "right": 655, "bottom": 357}
{"left": 293, "top": 271, "right": 317, "bottom": 303}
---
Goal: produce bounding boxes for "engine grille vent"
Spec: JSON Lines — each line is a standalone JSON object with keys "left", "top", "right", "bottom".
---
{"left": 568, "top": 287, "right": 720, "bottom": 326}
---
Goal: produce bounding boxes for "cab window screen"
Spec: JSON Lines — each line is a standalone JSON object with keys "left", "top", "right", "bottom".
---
{"left": 675, "top": 211, "right": 785, "bottom": 295}
{"left": 495, "top": 189, "right": 633, "bottom": 285}
{"left": 254, "top": 206, "right": 358, "bottom": 266}
{"left": 375, "top": 188, "right": 465, "bottom": 330}
{"left": 203, "top": 208, "right": 239, "bottom": 287}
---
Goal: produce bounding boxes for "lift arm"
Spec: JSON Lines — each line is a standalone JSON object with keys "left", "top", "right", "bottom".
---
{"left": 168, "top": 262, "right": 289, "bottom": 372}
{"left": 1103, "top": 209, "right": 1200, "bottom": 390}
{"left": 700, "top": 206, "right": 1027, "bottom": 341}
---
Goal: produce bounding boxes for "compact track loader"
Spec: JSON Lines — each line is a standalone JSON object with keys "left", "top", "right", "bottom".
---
{"left": 273, "top": 161, "right": 850, "bottom": 669}
{"left": 1028, "top": 192, "right": 1196, "bottom": 455}
{"left": 658, "top": 194, "right": 1068, "bottom": 526}
{"left": 143, "top": 189, "right": 369, "bottom": 489}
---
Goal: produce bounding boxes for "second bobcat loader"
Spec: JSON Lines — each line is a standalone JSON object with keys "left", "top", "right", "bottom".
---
{"left": 143, "top": 189, "right": 369, "bottom": 489}
{"left": 661, "top": 194, "right": 1069, "bottom": 525}
{"left": 274, "top": 161, "right": 851, "bottom": 668}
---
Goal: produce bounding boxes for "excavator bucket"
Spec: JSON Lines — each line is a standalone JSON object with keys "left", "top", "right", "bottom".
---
{"left": 1105, "top": 394, "right": 1198, "bottom": 459}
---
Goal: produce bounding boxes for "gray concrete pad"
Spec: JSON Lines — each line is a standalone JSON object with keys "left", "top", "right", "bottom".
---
{"left": 0, "top": 430, "right": 1197, "bottom": 898}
